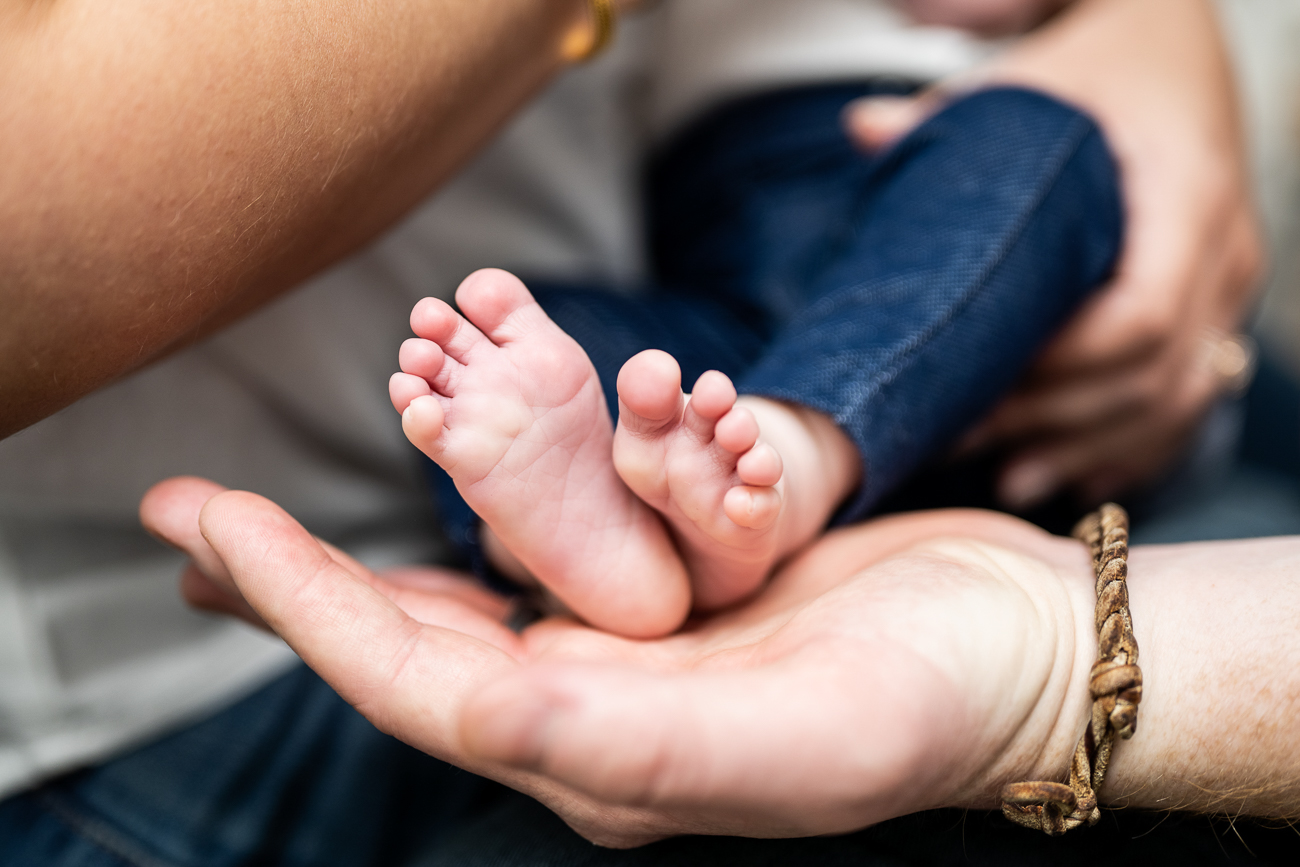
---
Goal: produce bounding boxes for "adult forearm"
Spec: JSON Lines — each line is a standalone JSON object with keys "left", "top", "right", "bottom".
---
{"left": 1022, "top": 537, "right": 1300, "bottom": 819}
{"left": 0, "top": 0, "right": 584, "bottom": 438}
{"left": 1103, "top": 538, "right": 1300, "bottom": 815}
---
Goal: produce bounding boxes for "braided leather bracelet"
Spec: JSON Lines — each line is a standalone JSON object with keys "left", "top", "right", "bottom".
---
{"left": 1001, "top": 503, "right": 1143, "bottom": 835}
{"left": 561, "top": 0, "right": 616, "bottom": 62}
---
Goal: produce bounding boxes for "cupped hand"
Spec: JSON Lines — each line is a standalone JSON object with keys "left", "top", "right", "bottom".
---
{"left": 845, "top": 0, "right": 1265, "bottom": 508}
{"left": 141, "top": 476, "right": 1094, "bottom": 846}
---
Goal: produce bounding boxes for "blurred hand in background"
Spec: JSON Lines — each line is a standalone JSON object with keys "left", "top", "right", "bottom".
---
{"left": 848, "top": 0, "right": 1265, "bottom": 509}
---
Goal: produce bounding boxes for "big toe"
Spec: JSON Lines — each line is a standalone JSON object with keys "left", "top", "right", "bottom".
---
{"left": 455, "top": 268, "right": 549, "bottom": 343}
{"left": 617, "top": 350, "right": 682, "bottom": 427}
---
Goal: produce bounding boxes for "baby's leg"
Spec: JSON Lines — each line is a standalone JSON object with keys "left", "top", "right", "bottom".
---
{"left": 649, "top": 84, "right": 1123, "bottom": 524}
{"left": 390, "top": 269, "right": 689, "bottom": 638}
{"left": 603, "top": 85, "right": 1120, "bottom": 600}
{"left": 614, "top": 351, "right": 859, "bottom": 609}
{"left": 407, "top": 88, "right": 1118, "bottom": 615}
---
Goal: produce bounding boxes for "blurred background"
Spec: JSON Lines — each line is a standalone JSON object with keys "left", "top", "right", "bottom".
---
{"left": 1126, "top": 0, "right": 1300, "bottom": 543}
{"left": 1224, "top": 0, "right": 1300, "bottom": 359}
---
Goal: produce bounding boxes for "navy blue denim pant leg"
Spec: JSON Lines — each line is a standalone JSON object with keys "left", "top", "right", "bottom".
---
{"left": 432, "top": 83, "right": 1123, "bottom": 570}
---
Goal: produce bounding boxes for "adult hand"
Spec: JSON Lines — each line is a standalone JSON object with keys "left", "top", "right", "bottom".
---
{"left": 142, "top": 476, "right": 1300, "bottom": 839}
{"left": 845, "top": 0, "right": 1265, "bottom": 508}
{"left": 141, "top": 476, "right": 1096, "bottom": 845}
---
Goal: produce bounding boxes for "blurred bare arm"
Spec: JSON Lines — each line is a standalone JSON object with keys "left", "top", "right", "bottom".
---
{"left": 0, "top": 0, "right": 585, "bottom": 438}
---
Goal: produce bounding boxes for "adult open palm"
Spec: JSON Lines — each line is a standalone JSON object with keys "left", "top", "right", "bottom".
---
{"left": 141, "top": 476, "right": 1094, "bottom": 846}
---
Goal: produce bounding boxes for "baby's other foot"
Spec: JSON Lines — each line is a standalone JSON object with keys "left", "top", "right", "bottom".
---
{"left": 613, "top": 351, "right": 788, "bottom": 610}
{"left": 389, "top": 270, "right": 688, "bottom": 638}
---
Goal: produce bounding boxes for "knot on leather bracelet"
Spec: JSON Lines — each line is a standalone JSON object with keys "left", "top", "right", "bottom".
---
{"left": 1000, "top": 503, "right": 1142, "bottom": 836}
{"left": 1001, "top": 781, "right": 1096, "bottom": 836}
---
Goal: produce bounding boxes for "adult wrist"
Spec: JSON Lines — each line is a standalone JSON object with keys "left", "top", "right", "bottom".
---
{"left": 1021, "top": 563, "right": 1100, "bottom": 793}
{"left": 989, "top": 535, "right": 1300, "bottom": 821}
{"left": 1000, "top": 507, "right": 1143, "bottom": 833}
{"left": 949, "top": 534, "right": 1100, "bottom": 809}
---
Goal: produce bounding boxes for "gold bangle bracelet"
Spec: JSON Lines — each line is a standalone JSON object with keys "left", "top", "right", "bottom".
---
{"left": 561, "top": 0, "right": 616, "bottom": 63}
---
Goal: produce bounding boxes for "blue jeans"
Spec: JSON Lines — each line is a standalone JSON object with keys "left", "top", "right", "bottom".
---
{"left": 0, "top": 667, "right": 510, "bottom": 867}
{"left": 434, "top": 83, "right": 1124, "bottom": 571}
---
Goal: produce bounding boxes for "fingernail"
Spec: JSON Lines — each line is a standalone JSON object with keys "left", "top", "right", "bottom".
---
{"left": 999, "top": 462, "right": 1059, "bottom": 510}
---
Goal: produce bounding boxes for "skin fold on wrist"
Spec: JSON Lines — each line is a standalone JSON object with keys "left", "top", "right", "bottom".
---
{"left": 964, "top": 536, "right": 1300, "bottom": 820}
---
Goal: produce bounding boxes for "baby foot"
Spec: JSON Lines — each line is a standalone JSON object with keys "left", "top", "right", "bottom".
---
{"left": 613, "top": 350, "right": 788, "bottom": 610}
{"left": 389, "top": 270, "right": 689, "bottom": 638}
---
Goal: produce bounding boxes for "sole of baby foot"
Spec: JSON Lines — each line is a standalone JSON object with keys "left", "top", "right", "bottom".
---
{"left": 613, "top": 350, "right": 792, "bottom": 611}
{"left": 389, "top": 269, "right": 689, "bottom": 639}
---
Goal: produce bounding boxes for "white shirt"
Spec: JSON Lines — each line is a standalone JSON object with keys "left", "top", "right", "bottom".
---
{"left": 651, "top": 0, "right": 997, "bottom": 135}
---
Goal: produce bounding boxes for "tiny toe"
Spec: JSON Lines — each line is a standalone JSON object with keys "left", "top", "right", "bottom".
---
{"left": 455, "top": 268, "right": 550, "bottom": 344}
{"left": 687, "top": 371, "right": 738, "bottom": 422}
{"left": 398, "top": 338, "right": 445, "bottom": 381}
{"left": 410, "top": 297, "right": 490, "bottom": 363}
{"left": 410, "top": 297, "right": 458, "bottom": 341}
{"left": 723, "top": 486, "right": 781, "bottom": 530}
{"left": 401, "top": 395, "right": 447, "bottom": 455}
{"left": 617, "top": 350, "right": 683, "bottom": 428}
{"left": 389, "top": 372, "right": 433, "bottom": 414}
{"left": 737, "top": 443, "right": 783, "bottom": 488}
{"left": 714, "top": 406, "right": 759, "bottom": 454}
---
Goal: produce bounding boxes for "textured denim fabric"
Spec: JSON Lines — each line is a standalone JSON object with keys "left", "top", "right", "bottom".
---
{"left": 0, "top": 666, "right": 509, "bottom": 867}
{"left": 432, "top": 83, "right": 1123, "bottom": 570}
